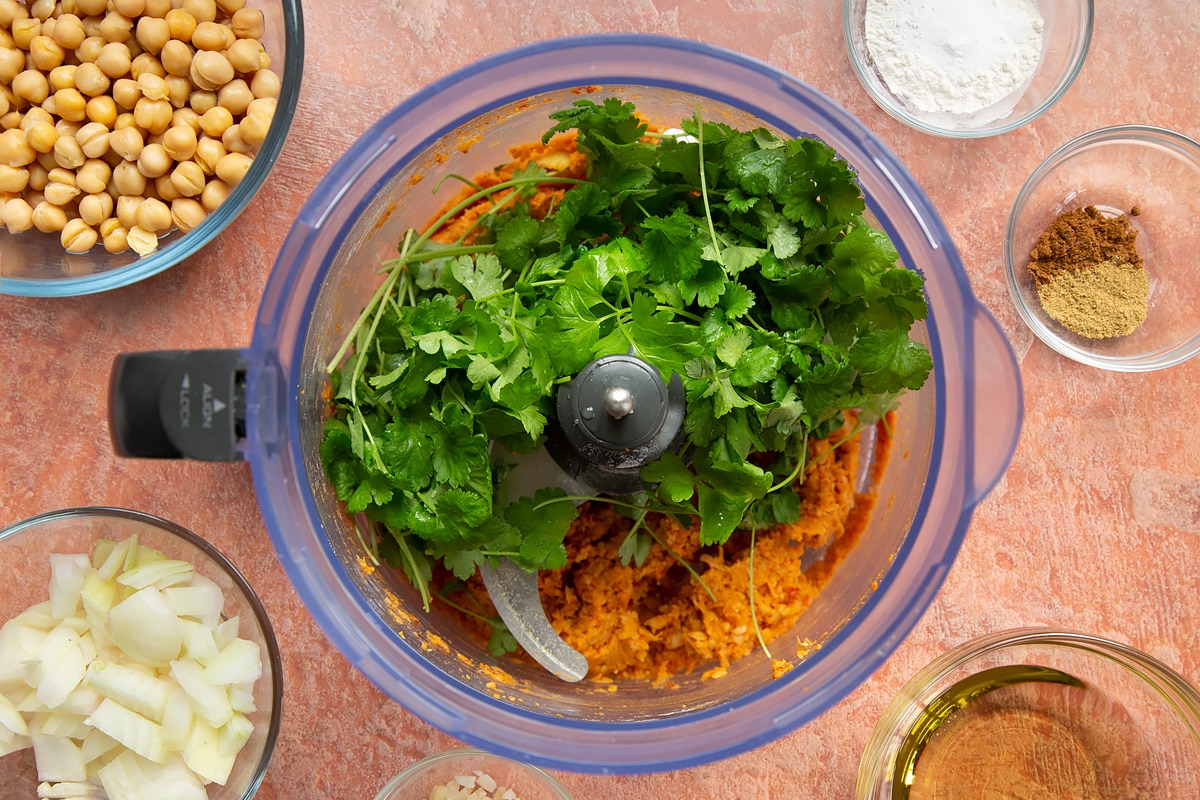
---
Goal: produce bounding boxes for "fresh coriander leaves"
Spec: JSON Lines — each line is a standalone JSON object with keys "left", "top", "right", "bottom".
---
{"left": 321, "top": 97, "right": 932, "bottom": 608}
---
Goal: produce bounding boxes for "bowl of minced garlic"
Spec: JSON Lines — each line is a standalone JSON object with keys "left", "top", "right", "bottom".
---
{"left": 1005, "top": 125, "right": 1200, "bottom": 371}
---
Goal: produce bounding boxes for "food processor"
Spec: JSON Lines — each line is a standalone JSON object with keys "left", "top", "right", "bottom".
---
{"left": 107, "top": 35, "right": 1023, "bottom": 773}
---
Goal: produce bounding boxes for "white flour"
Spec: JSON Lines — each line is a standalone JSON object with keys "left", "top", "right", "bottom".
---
{"left": 864, "top": 0, "right": 1045, "bottom": 119}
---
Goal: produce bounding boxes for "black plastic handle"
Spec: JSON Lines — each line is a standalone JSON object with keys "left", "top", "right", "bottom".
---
{"left": 109, "top": 349, "right": 246, "bottom": 461}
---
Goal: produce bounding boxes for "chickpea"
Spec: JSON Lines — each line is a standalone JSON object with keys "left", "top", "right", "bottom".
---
{"left": 188, "top": 90, "right": 216, "bottom": 114}
{"left": 113, "top": 111, "right": 138, "bottom": 131}
{"left": 23, "top": 121, "right": 58, "bottom": 154}
{"left": 85, "top": 95, "right": 118, "bottom": 127}
{"left": 13, "top": 69, "right": 51, "bottom": 106}
{"left": 230, "top": 8, "right": 263, "bottom": 40}
{"left": 103, "top": 220, "right": 129, "bottom": 253}
{"left": 130, "top": 53, "right": 166, "bottom": 80}
{"left": 116, "top": 193, "right": 142, "bottom": 228}
{"left": 182, "top": 0, "right": 217, "bottom": 24}
{"left": 153, "top": 172, "right": 180, "bottom": 201}
{"left": 214, "top": 151, "right": 250, "bottom": 187}
{"left": 31, "top": 199, "right": 67, "bottom": 233}
{"left": 216, "top": 0, "right": 247, "bottom": 14}
{"left": 164, "top": 9, "right": 197, "bottom": 42}
{"left": 126, "top": 224, "right": 158, "bottom": 255}
{"left": 0, "top": 111, "right": 18, "bottom": 131}
{"left": 11, "top": 20, "right": 42, "bottom": 52}
{"left": 0, "top": 47, "right": 24, "bottom": 84}
{"left": 54, "top": 88, "right": 87, "bottom": 123}
{"left": 74, "top": 62, "right": 111, "bottom": 97}
{"left": 136, "top": 73, "right": 170, "bottom": 102}
{"left": 113, "top": 0, "right": 147, "bottom": 17}
{"left": 162, "top": 74, "right": 190, "bottom": 109}
{"left": 74, "top": 0, "right": 108, "bottom": 16}
{"left": 190, "top": 21, "right": 226, "bottom": 52}
{"left": 169, "top": 106, "right": 200, "bottom": 132}
{"left": 76, "top": 121, "right": 110, "bottom": 158}
{"left": 136, "top": 141, "right": 169, "bottom": 177}
{"left": 225, "top": 38, "right": 264, "bottom": 75}
{"left": 112, "top": 78, "right": 141, "bottom": 110}
{"left": 135, "top": 16, "right": 170, "bottom": 55}
{"left": 246, "top": 97, "right": 276, "bottom": 121}
{"left": 0, "top": 91, "right": 7, "bottom": 118}
{"left": 170, "top": 196, "right": 205, "bottom": 232}
{"left": 108, "top": 125, "right": 143, "bottom": 161}
{"left": 52, "top": 14, "right": 88, "bottom": 50}
{"left": 81, "top": 15, "right": 105, "bottom": 40}
{"left": 61, "top": 217, "right": 98, "bottom": 252}
{"left": 249, "top": 69, "right": 281, "bottom": 101}
{"left": 49, "top": 65, "right": 78, "bottom": 93}
{"left": 95, "top": 43, "right": 132, "bottom": 80}
{"left": 216, "top": 78, "right": 252, "bottom": 116}
{"left": 43, "top": 180, "right": 80, "bottom": 207}
{"left": 198, "top": 104, "right": 232, "bottom": 138}
{"left": 190, "top": 51, "right": 233, "bottom": 92}
{"left": 25, "top": 160, "right": 47, "bottom": 190}
{"left": 142, "top": 0, "right": 172, "bottom": 19}
{"left": 29, "top": 0, "right": 54, "bottom": 21}
{"left": 193, "top": 134, "right": 224, "bottom": 174}
{"left": 159, "top": 39, "right": 192, "bottom": 77}
{"left": 74, "top": 36, "right": 104, "bottom": 64}
{"left": 168, "top": 158, "right": 204, "bottom": 197}
{"left": 2, "top": 196, "right": 33, "bottom": 233}
{"left": 99, "top": 12, "right": 134, "bottom": 45}
{"left": 0, "top": 163, "right": 28, "bottom": 192}
{"left": 0, "top": 0, "right": 27, "bottom": 28}
{"left": 134, "top": 96, "right": 171, "bottom": 134}
{"left": 36, "top": 150, "right": 58, "bottom": 171}
{"left": 161, "top": 123, "right": 196, "bottom": 160}
{"left": 53, "top": 134, "right": 85, "bottom": 169}
{"left": 238, "top": 110, "right": 271, "bottom": 148}
{"left": 52, "top": 118, "right": 81, "bottom": 138}
{"left": 78, "top": 190, "right": 113, "bottom": 225}
{"left": 76, "top": 158, "right": 111, "bottom": 194}
{"left": 0, "top": 128, "right": 37, "bottom": 166}
{"left": 40, "top": 94, "right": 59, "bottom": 117}
{"left": 29, "top": 36, "right": 64, "bottom": 72}
{"left": 220, "top": 122, "right": 251, "bottom": 154}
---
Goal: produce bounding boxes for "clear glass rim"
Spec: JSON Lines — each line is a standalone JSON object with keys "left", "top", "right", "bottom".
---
{"left": 842, "top": 0, "right": 1095, "bottom": 139}
{"left": 0, "top": 505, "right": 285, "bottom": 799}
{"left": 856, "top": 626, "right": 1200, "bottom": 798}
{"left": 1003, "top": 124, "right": 1200, "bottom": 371}
{"left": 372, "top": 747, "right": 574, "bottom": 800}
{"left": 0, "top": 0, "right": 305, "bottom": 298}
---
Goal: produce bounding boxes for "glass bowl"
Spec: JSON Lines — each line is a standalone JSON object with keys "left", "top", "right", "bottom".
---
{"left": 0, "top": 0, "right": 304, "bottom": 297}
{"left": 856, "top": 628, "right": 1200, "bottom": 799}
{"left": 1004, "top": 125, "right": 1200, "bottom": 370}
{"left": 0, "top": 507, "right": 283, "bottom": 799}
{"left": 844, "top": 0, "right": 1093, "bottom": 137}
{"left": 373, "top": 748, "right": 573, "bottom": 800}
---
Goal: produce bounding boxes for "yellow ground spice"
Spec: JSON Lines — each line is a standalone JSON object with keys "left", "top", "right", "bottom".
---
{"left": 1027, "top": 206, "right": 1148, "bottom": 339}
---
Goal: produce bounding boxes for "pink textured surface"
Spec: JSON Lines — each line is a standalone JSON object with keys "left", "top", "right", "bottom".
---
{"left": 3, "top": 3, "right": 1200, "bottom": 797}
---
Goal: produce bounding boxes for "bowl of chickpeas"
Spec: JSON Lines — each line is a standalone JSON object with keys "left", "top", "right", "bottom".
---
{"left": 0, "top": 0, "right": 302, "bottom": 297}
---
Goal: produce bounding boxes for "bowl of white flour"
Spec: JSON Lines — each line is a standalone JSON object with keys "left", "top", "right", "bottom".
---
{"left": 844, "top": 0, "right": 1093, "bottom": 137}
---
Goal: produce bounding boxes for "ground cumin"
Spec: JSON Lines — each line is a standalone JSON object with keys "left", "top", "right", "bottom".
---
{"left": 1027, "top": 206, "right": 1148, "bottom": 339}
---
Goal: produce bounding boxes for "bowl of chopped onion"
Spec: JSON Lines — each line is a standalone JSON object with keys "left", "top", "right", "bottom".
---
{"left": 0, "top": 0, "right": 303, "bottom": 297}
{"left": 0, "top": 506, "right": 282, "bottom": 800}
{"left": 374, "top": 748, "right": 573, "bottom": 800}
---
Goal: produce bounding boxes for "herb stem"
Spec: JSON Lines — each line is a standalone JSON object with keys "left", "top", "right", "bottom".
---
{"left": 748, "top": 529, "right": 773, "bottom": 659}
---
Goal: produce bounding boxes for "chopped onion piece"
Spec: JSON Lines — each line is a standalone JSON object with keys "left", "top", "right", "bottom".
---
{"left": 108, "top": 587, "right": 183, "bottom": 668}
{"left": 49, "top": 555, "right": 90, "bottom": 620}
{"left": 117, "top": 558, "right": 195, "bottom": 591}
{"left": 86, "top": 660, "right": 172, "bottom": 723}
{"left": 218, "top": 712, "right": 253, "bottom": 756}
{"left": 84, "top": 698, "right": 167, "bottom": 764}
{"left": 0, "top": 687, "right": 30, "bottom": 737}
{"left": 202, "top": 638, "right": 262, "bottom": 686}
{"left": 27, "top": 624, "right": 89, "bottom": 710}
{"left": 182, "top": 719, "right": 236, "bottom": 786}
{"left": 160, "top": 687, "right": 193, "bottom": 752}
{"left": 31, "top": 731, "right": 87, "bottom": 782}
{"left": 99, "top": 750, "right": 208, "bottom": 800}
{"left": 169, "top": 659, "right": 232, "bottom": 728}
{"left": 37, "top": 780, "right": 108, "bottom": 798}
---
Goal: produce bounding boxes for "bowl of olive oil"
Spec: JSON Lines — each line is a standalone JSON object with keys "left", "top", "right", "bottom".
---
{"left": 857, "top": 628, "right": 1200, "bottom": 799}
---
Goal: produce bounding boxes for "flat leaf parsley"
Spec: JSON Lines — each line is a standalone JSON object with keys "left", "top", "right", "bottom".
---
{"left": 321, "top": 97, "right": 932, "bottom": 608}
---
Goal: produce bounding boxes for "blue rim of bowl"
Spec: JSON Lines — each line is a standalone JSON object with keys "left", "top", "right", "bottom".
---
{"left": 245, "top": 32, "right": 1017, "bottom": 774}
{"left": 842, "top": 0, "right": 1095, "bottom": 138}
{"left": 373, "top": 748, "right": 574, "bottom": 800}
{"left": 1003, "top": 124, "right": 1200, "bottom": 371}
{"left": 0, "top": 506, "right": 284, "bottom": 799}
{"left": 0, "top": 1, "right": 305, "bottom": 298}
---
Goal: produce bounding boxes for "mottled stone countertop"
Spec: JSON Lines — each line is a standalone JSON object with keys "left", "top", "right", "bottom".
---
{"left": 3, "top": 2, "right": 1200, "bottom": 798}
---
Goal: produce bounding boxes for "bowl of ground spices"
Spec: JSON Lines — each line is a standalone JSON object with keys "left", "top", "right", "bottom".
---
{"left": 844, "top": 0, "right": 1093, "bottom": 137}
{"left": 1005, "top": 125, "right": 1200, "bottom": 370}
{"left": 855, "top": 628, "right": 1200, "bottom": 799}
